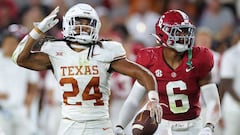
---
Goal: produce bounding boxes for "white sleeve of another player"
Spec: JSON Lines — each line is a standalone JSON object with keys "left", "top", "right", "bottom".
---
{"left": 117, "top": 81, "right": 146, "bottom": 128}
{"left": 220, "top": 50, "right": 234, "bottom": 78}
{"left": 200, "top": 83, "right": 221, "bottom": 126}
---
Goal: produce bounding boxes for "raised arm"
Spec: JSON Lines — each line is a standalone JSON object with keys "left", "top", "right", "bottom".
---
{"left": 12, "top": 7, "right": 60, "bottom": 71}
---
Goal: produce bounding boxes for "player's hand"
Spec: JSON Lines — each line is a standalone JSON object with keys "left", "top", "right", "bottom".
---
{"left": 146, "top": 100, "right": 162, "bottom": 123}
{"left": 114, "top": 126, "right": 125, "bottom": 135}
{"left": 29, "top": 6, "right": 59, "bottom": 39}
{"left": 198, "top": 127, "right": 213, "bottom": 135}
{"left": 37, "top": 6, "right": 59, "bottom": 33}
{"left": 146, "top": 91, "right": 162, "bottom": 123}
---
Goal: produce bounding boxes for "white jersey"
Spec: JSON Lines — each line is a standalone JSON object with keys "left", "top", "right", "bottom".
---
{"left": 0, "top": 54, "right": 39, "bottom": 109}
{"left": 220, "top": 41, "right": 240, "bottom": 135}
{"left": 40, "top": 40, "right": 126, "bottom": 121}
{"left": 211, "top": 50, "right": 220, "bottom": 84}
{"left": 44, "top": 71, "right": 62, "bottom": 103}
{"left": 220, "top": 42, "right": 240, "bottom": 97}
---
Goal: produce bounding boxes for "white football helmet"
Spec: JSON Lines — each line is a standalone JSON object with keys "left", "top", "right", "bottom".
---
{"left": 62, "top": 3, "right": 101, "bottom": 44}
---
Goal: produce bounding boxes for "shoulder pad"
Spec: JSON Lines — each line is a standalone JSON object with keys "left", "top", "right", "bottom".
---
{"left": 40, "top": 41, "right": 68, "bottom": 56}
{"left": 93, "top": 41, "right": 126, "bottom": 62}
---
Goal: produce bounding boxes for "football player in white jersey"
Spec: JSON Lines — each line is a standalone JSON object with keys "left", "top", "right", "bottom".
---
{"left": 12, "top": 3, "right": 162, "bottom": 135}
{"left": 219, "top": 41, "right": 240, "bottom": 135}
{"left": 0, "top": 128, "right": 5, "bottom": 135}
{"left": 39, "top": 70, "right": 62, "bottom": 135}
{"left": 0, "top": 32, "right": 39, "bottom": 135}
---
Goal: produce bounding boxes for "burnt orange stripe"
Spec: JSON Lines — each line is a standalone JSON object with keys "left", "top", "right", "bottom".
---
{"left": 34, "top": 27, "right": 44, "bottom": 34}
{"left": 114, "top": 55, "right": 126, "bottom": 60}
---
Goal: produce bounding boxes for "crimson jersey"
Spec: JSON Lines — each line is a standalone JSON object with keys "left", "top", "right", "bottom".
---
{"left": 136, "top": 46, "right": 213, "bottom": 121}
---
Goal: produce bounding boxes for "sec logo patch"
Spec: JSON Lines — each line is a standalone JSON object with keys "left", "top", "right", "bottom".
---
{"left": 155, "top": 69, "right": 162, "bottom": 77}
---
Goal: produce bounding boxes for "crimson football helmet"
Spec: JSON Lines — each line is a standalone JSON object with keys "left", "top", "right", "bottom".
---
{"left": 153, "top": 10, "right": 195, "bottom": 52}
{"left": 62, "top": 3, "right": 101, "bottom": 44}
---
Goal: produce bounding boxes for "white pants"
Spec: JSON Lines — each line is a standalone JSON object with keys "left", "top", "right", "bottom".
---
{"left": 0, "top": 107, "right": 33, "bottom": 135}
{"left": 58, "top": 118, "right": 114, "bottom": 135}
{"left": 0, "top": 127, "right": 5, "bottom": 135}
{"left": 39, "top": 104, "right": 61, "bottom": 135}
{"left": 222, "top": 94, "right": 240, "bottom": 135}
{"left": 154, "top": 117, "right": 202, "bottom": 135}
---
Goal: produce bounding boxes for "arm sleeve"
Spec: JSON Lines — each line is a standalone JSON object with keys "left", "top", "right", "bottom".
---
{"left": 116, "top": 81, "right": 147, "bottom": 128}
{"left": 201, "top": 83, "right": 221, "bottom": 126}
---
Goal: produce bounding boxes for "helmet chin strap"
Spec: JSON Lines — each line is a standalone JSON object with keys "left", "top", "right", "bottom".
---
{"left": 151, "top": 33, "right": 163, "bottom": 45}
{"left": 66, "top": 38, "right": 93, "bottom": 49}
{"left": 186, "top": 49, "right": 193, "bottom": 69}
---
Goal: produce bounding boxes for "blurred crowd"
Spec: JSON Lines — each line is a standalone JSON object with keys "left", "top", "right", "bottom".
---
{"left": 0, "top": 0, "right": 240, "bottom": 135}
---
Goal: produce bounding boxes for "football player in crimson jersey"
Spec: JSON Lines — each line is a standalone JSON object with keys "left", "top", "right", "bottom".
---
{"left": 11, "top": 3, "right": 162, "bottom": 135}
{"left": 115, "top": 10, "right": 221, "bottom": 135}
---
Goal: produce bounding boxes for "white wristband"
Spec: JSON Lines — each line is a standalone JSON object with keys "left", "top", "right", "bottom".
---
{"left": 148, "top": 90, "right": 159, "bottom": 101}
{"left": 29, "top": 28, "right": 42, "bottom": 40}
